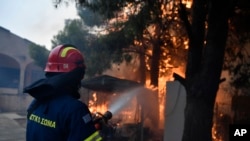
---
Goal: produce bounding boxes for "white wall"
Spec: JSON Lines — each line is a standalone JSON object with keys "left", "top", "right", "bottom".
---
{"left": 164, "top": 81, "right": 186, "bottom": 141}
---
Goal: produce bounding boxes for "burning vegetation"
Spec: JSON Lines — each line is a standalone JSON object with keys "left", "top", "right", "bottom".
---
{"left": 78, "top": 65, "right": 187, "bottom": 141}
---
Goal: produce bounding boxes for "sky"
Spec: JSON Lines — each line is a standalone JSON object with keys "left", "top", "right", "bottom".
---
{"left": 0, "top": 0, "right": 79, "bottom": 50}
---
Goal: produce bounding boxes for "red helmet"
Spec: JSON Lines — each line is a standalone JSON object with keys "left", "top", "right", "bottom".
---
{"left": 44, "top": 44, "right": 86, "bottom": 73}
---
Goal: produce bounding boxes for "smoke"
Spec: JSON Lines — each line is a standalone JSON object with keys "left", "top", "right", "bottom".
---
{"left": 107, "top": 86, "right": 159, "bottom": 129}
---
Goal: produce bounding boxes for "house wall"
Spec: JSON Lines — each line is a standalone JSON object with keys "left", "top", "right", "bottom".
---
{"left": 0, "top": 26, "right": 44, "bottom": 112}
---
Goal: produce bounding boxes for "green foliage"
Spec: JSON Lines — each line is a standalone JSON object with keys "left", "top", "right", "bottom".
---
{"left": 80, "top": 0, "right": 124, "bottom": 19}
{"left": 82, "top": 0, "right": 187, "bottom": 73}
{"left": 83, "top": 36, "right": 113, "bottom": 76}
{"left": 53, "top": 0, "right": 189, "bottom": 80}
{"left": 51, "top": 19, "right": 133, "bottom": 77}
{"left": 77, "top": 7, "right": 106, "bottom": 26}
{"left": 28, "top": 44, "right": 49, "bottom": 68}
{"left": 51, "top": 19, "right": 90, "bottom": 51}
{"left": 51, "top": 19, "right": 101, "bottom": 76}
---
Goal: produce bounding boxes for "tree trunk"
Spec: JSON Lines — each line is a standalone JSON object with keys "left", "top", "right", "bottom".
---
{"left": 150, "top": 39, "right": 160, "bottom": 87}
{"left": 148, "top": 32, "right": 161, "bottom": 128}
{"left": 139, "top": 47, "right": 146, "bottom": 84}
{"left": 182, "top": 0, "right": 232, "bottom": 141}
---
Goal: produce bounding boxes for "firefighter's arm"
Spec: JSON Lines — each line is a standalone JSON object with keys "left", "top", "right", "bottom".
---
{"left": 67, "top": 103, "right": 102, "bottom": 141}
{"left": 84, "top": 130, "right": 102, "bottom": 141}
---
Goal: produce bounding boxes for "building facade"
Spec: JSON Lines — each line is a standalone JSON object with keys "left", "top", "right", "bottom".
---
{"left": 0, "top": 26, "right": 44, "bottom": 112}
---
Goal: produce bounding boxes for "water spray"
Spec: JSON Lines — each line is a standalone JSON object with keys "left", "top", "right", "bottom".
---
{"left": 108, "top": 86, "right": 144, "bottom": 115}
{"left": 92, "top": 87, "right": 144, "bottom": 130}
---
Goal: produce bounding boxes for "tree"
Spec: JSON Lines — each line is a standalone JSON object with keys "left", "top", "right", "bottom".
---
{"left": 28, "top": 44, "right": 49, "bottom": 68}
{"left": 54, "top": 0, "right": 188, "bottom": 86}
{"left": 72, "top": 2, "right": 188, "bottom": 134}
{"left": 51, "top": 1, "right": 243, "bottom": 141}
{"left": 179, "top": 0, "right": 234, "bottom": 140}
{"left": 51, "top": 17, "right": 137, "bottom": 77}
{"left": 51, "top": 19, "right": 114, "bottom": 77}
{"left": 77, "top": 6, "right": 106, "bottom": 26}
{"left": 223, "top": 0, "right": 250, "bottom": 96}
{"left": 77, "top": 0, "right": 233, "bottom": 140}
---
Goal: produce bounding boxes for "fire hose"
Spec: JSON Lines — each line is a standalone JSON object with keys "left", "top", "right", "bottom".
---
{"left": 93, "top": 111, "right": 113, "bottom": 130}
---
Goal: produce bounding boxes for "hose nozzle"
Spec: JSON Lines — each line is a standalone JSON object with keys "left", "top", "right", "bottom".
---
{"left": 103, "top": 111, "right": 112, "bottom": 120}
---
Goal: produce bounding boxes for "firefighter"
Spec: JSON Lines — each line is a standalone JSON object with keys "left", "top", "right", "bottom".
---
{"left": 24, "top": 44, "right": 102, "bottom": 141}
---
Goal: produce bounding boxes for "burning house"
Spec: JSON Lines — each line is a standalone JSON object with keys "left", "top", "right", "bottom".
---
{"left": 80, "top": 75, "right": 162, "bottom": 140}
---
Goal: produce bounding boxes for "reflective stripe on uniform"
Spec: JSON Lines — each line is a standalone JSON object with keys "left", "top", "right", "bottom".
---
{"left": 60, "top": 47, "right": 77, "bottom": 57}
{"left": 84, "top": 131, "right": 102, "bottom": 141}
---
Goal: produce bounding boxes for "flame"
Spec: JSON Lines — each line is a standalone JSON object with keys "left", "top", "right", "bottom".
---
{"left": 88, "top": 92, "right": 108, "bottom": 114}
{"left": 182, "top": 0, "right": 192, "bottom": 9}
{"left": 86, "top": 90, "right": 139, "bottom": 124}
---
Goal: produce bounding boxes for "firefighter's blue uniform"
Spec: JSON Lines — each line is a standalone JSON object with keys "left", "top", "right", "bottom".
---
{"left": 24, "top": 69, "right": 102, "bottom": 141}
